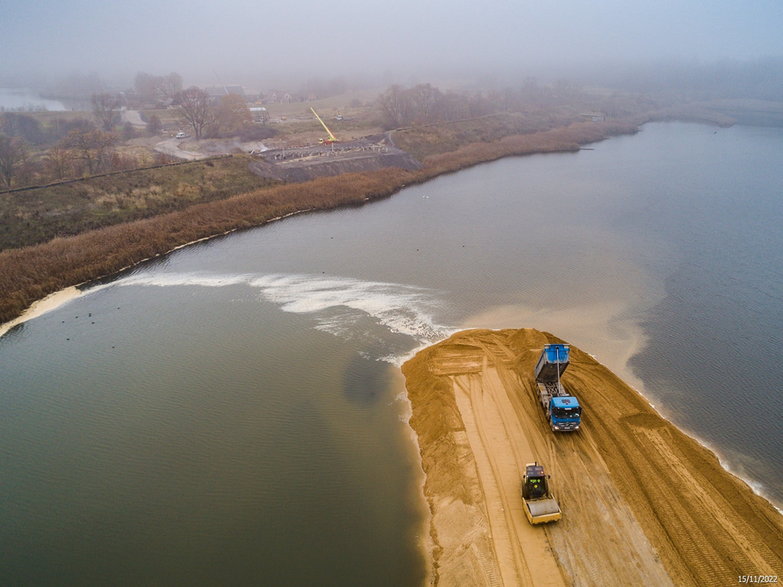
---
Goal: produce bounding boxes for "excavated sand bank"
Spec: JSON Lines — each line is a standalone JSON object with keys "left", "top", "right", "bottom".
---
{"left": 402, "top": 328, "right": 783, "bottom": 586}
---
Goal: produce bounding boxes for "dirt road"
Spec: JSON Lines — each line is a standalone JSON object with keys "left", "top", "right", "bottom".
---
{"left": 121, "top": 109, "right": 147, "bottom": 127}
{"left": 402, "top": 328, "right": 783, "bottom": 586}
{"left": 154, "top": 137, "right": 209, "bottom": 161}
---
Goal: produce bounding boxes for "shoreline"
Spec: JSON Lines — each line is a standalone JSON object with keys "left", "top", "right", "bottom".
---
{"left": 0, "top": 286, "right": 83, "bottom": 338}
{"left": 0, "top": 208, "right": 318, "bottom": 338}
{"left": 4, "top": 115, "right": 780, "bottom": 582}
{"left": 1, "top": 108, "right": 751, "bottom": 330}
{"left": 401, "top": 328, "right": 783, "bottom": 585}
{"left": 457, "top": 300, "right": 783, "bottom": 510}
{"left": 460, "top": 301, "right": 651, "bottom": 394}
{"left": 388, "top": 366, "right": 436, "bottom": 587}
{"left": 0, "top": 118, "right": 640, "bottom": 328}
{"left": 4, "top": 117, "right": 780, "bottom": 517}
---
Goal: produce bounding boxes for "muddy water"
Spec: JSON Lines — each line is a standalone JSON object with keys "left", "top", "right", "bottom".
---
{"left": 1, "top": 122, "right": 781, "bottom": 584}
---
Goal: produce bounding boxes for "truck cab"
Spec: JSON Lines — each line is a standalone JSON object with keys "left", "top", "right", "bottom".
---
{"left": 548, "top": 396, "right": 581, "bottom": 431}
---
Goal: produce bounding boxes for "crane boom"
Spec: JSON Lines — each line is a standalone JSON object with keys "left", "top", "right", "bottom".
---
{"left": 310, "top": 107, "right": 338, "bottom": 143}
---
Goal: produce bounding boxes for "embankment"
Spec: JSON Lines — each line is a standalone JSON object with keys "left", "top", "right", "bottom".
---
{"left": 402, "top": 328, "right": 783, "bottom": 586}
{"left": 0, "top": 155, "right": 276, "bottom": 251}
{"left": 0, "top": 120, "right": 637, "bottom": 327}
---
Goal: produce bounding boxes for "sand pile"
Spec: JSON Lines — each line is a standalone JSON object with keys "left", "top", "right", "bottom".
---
{"left": 402, "top": 328, "right": 783, "bottom": 586}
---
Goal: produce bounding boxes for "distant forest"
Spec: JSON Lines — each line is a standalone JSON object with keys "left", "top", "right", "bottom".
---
{"left": 574, "top": 57, "right": 783, "bottom": 101}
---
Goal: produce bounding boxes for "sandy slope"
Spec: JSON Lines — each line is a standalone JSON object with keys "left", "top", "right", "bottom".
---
{"left": 402, "top": 328, "right": 783, "bottom": 586}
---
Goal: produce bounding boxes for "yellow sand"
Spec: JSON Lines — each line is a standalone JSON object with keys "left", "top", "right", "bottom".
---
{"left": 402, "top": 328, "right": 783, "bottom": 586}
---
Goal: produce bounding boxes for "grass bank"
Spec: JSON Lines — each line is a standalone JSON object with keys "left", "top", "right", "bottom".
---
{"left": 0, "top": 155, "right": 277, "bottom": 251}
{"left": 0, "top": 119, "right": 639, "bottom": 326}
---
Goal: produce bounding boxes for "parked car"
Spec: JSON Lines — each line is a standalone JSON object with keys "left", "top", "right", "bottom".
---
{"left": 175, "top": 132, "right": 188, "bottom": 139}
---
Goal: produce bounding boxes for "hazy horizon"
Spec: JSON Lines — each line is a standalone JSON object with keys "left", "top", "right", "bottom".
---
{"left": 4, "top": 0, "right": 783, "bottom": 91}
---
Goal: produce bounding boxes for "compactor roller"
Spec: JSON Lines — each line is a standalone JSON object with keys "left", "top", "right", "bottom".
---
{"left": 521, "top": 462, "right": 561, "bottom": 525}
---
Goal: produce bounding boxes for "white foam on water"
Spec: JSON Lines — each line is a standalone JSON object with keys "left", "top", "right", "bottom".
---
{"left": 247, "top": 274, "right": 455, "bottom": 360}
{"left": 107, "top": 271, "right": 455, "bottom": 363}
{"left": 249, "top": 273, "right": 448, "bottom": 338}
{"left": 116, "top": 273, "right": 253, "bottom": 289}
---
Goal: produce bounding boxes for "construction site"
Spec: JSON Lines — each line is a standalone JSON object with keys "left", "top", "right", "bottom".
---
{"left": 402, "top": 328, "right": 783, "bottom": 586}
{"left": 248, "top": 108, "right": 420, "bottom": 182}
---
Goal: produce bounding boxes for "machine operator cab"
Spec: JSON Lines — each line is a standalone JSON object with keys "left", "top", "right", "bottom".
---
{"left": 522, "top": 463, "right": 551, "bottom": 500}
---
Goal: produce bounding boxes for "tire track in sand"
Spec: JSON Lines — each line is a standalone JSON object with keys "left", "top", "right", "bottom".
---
{"left": 452, "top": 357, "right": 566, "bottom": 586}
{"left": 403, "top": 329, "right": 782, "bottom": 586}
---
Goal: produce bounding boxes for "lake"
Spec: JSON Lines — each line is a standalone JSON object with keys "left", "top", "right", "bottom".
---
{"left": 0, "top": 88, "right": 67, "bottom": 112}
{"left": 1, "top": 122, "right": 781, "bottom": 584}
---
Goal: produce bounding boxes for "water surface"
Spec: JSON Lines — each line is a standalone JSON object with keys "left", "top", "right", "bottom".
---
{"left": 0, "top": 88, "right": 67, "bottom": 111}
{"left": 2, "top": 122, "right": 781, "bottom": 584}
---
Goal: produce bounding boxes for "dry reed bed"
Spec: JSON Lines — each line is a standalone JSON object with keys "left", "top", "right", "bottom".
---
{"left": 0, "top": 120, "right": 637, "bottom": 325}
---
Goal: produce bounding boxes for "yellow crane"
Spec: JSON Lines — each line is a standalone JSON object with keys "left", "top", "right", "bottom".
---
{"left": 310, "top": 107, "right": 339, "bottom": 144}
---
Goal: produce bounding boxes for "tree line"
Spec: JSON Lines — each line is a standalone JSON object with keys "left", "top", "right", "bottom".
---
{"left": 0, "top": 110, "right": 173, "bottom": 189}
{"left": 175, "top": 87, "right": 273, "bottom": 140}
{"left": 0, "top": 86, "right": 274, "bottom": 189}
{"left": 1, "top": 75, "right": 618, "bottom": 189}
{"left": 376, "top": 79, "right": 604, "bottom": 129}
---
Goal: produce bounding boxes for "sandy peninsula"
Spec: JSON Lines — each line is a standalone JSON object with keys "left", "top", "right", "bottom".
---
{"left": 402, "top": 328, "right": 783, "bottom": 586}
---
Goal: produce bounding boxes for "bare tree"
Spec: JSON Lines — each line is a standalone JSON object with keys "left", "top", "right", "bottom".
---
{"left": 1, "top": 113, "right": 45, "bottom": 144}
{"left": 91, "top": 93, "right": 122, "bottom": 131}
{"left": 146, "top": 114, "right": 162, "bottom": 135}
{"left": 379, "top": 84, "right": 449, "bottom": 127}
{"left": 440, "top": 92, "right": 472, "bottom": 120}
{"left": 46, "top": 145, "right": 72, "bottom": 180}
{"left": 121, "top": 122, "right": 136, "bottom": 141}
{"left": 177, "top": 87, "right": 214, "bottom": 139}
{"left": 0, "top": 134, "right": 27, "bottom": 188}
{"left": 134, "top": 72, "right": 157, "bottom": 102}
{"left": 159, "top": 72, "right": 182, "bottom": 100}
{"left": 60, "top": 128, "right": 117, "bottom": 174}
{"left": 409, "top": 84, "right": 444, "bottom": 123}
{"left": 135, "top": 71, "right": 182, "bottom": 104}
{"left": 212, "top": 94, "right": 252, "bottom": 137}
{"left": 378, "top": 85, "right": 412, "bottom": 129}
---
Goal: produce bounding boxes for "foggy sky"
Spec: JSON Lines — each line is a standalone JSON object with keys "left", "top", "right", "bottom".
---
{"left": 3, "top": 0, "right": 782, "bottom": 87}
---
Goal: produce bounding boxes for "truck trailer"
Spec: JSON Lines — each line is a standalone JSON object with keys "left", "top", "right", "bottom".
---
{"left": 534, "top": 344, "right": 582, "bottom": 432}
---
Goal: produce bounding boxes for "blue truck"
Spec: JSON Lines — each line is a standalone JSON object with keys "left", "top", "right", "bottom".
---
{"left": 534, "top": 344, "right": 582, "bottom": 432}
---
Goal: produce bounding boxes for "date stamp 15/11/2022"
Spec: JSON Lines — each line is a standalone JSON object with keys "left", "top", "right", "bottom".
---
{"left": 738, "top": 577, "right": 778, "bottom": 584}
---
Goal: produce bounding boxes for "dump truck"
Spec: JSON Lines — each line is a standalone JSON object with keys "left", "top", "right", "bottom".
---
{"left": 534, "top": 344, "right": 582, "bottom": 431}
{"left": 520, "top": 462, "right": 561, "bottom": 524}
